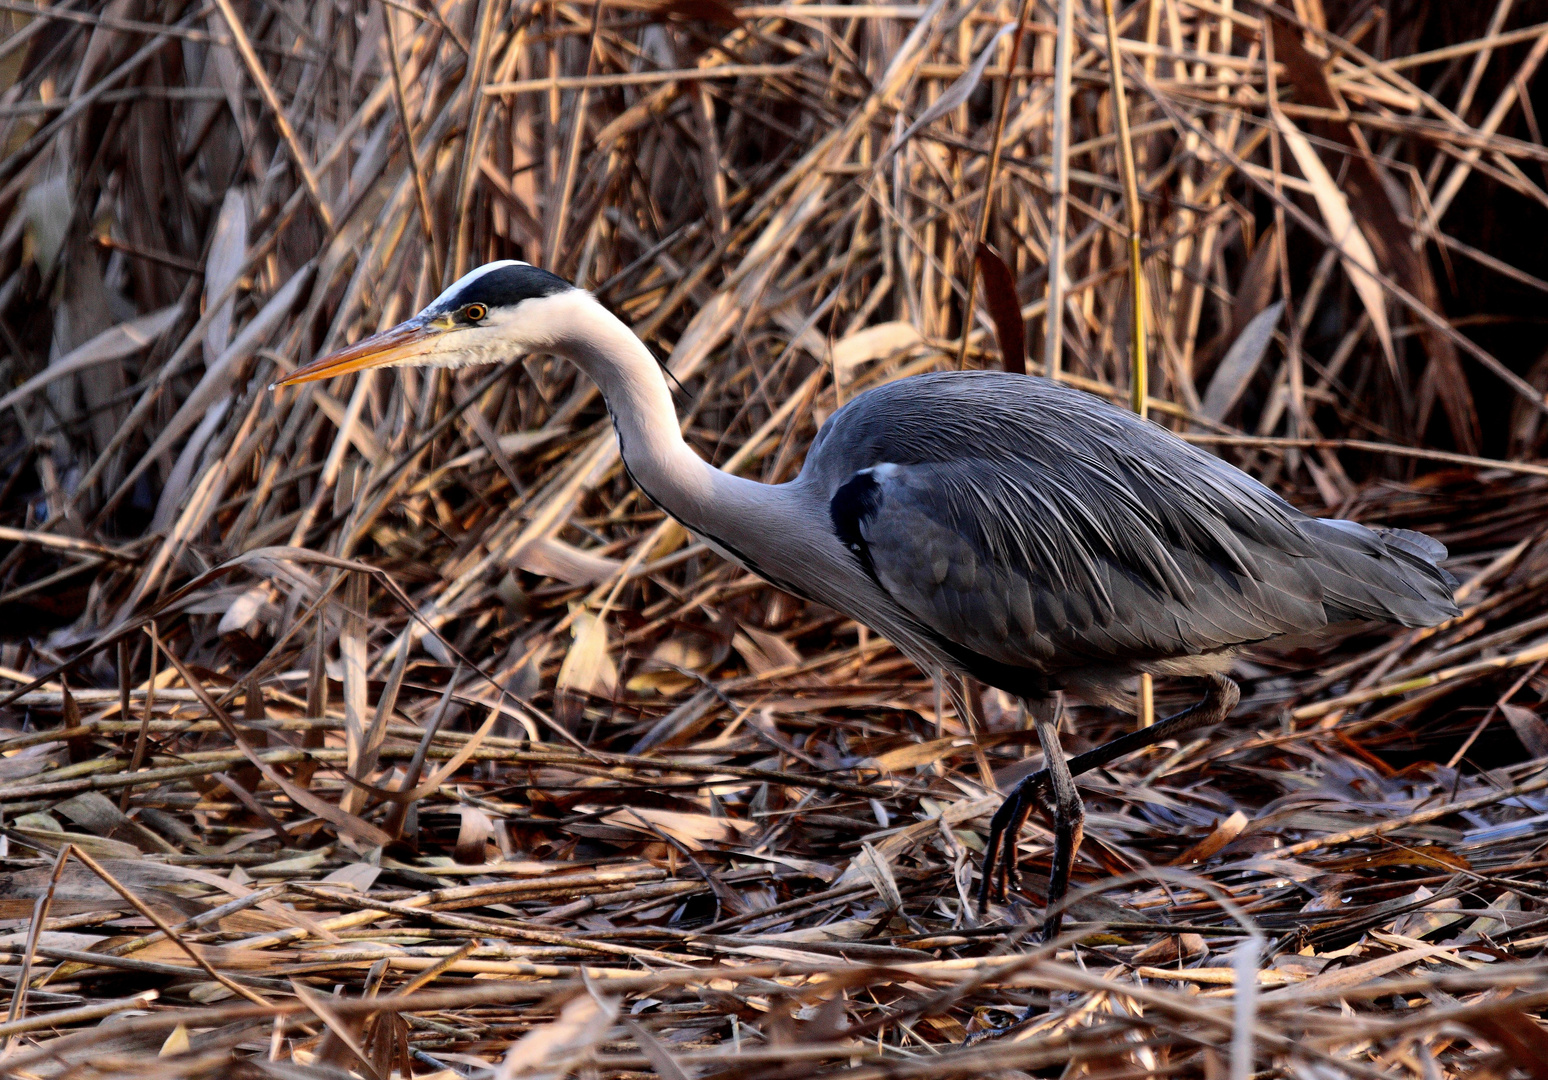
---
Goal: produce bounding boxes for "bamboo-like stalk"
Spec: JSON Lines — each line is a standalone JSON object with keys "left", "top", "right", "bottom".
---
{"left": 209, "top": 0, "right": 335, "bottom": 234}
{"left": 956, "top": 0, "right": 1035, "bottom": 371}
{"left": 1102, "top": 0, "right": 1146, "bottom": 419}
{"left": 1102, "top": 0, "right": 1153, "bottom": 729}
{"left": 1043, "top": 0, "right": 1075, "bottom": 378}
{"left": 384, "top": 7, "right": 443, "bottom": 288}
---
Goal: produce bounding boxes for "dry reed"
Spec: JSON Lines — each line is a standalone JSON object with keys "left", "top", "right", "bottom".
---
{"left": 0, "top": 0, "right": 1544, "bottom": 1076}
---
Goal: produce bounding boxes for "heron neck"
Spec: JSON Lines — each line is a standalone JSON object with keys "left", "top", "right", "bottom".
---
{"left": 557, "top": 306, "right": 777, "bottom": 547}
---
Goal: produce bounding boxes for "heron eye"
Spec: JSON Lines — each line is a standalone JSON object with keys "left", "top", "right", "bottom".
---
{"left": 464, "top": 303, "right": 487, "bottom": 322}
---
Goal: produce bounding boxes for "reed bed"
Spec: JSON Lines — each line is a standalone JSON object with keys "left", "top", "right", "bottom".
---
{"left": 0, "top": 0, "right": 1544, "bottom": 1076}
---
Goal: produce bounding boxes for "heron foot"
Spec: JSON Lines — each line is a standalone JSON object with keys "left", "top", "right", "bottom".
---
{"left": 975, "top": 695, "right": 1084, "bottom": 940}
{"left": 976, "top": 676, "right": 1241, "bottom": 934}
{"left": 978, "top": 768, "right": 1052, "bottom": 911}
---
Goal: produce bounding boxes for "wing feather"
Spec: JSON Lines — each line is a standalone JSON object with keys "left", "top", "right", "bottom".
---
{"left": 810, "top": 372, "right": 1458, "bottom": 680}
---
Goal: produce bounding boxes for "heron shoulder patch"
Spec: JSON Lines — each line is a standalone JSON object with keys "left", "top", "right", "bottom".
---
{"left": 830, "top": 471, "right": 884, "bottom": 572}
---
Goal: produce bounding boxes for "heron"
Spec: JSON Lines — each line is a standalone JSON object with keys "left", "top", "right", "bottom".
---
{"left": 278, "top": 260, "right": 1460, "bottom": 937}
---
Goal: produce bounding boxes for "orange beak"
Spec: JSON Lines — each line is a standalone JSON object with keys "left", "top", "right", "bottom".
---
{"left": 274, "top": 318, "right": 445, "bottom": 387}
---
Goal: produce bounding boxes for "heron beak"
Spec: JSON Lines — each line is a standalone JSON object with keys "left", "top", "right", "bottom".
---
{"left": 274, "top": 318, "right": 445, "bottom": 387}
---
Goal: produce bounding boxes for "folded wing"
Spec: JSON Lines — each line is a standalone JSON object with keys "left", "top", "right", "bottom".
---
{"left": 814, "top": 372, "right": 1458, "bottom": 678}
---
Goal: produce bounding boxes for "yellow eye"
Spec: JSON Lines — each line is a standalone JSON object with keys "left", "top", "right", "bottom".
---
{"left": 465, "top": 303, "right": 487, "bottom": 321}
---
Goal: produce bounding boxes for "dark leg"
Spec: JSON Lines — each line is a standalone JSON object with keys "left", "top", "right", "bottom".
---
{"left": 1027, "top": 693, "right": 1082, "bottom": 940}
{"left": 978, "top": 674, "right": 1240, "bottom": 920}
{"left": 1063, "top": 673, "right": 1240, "bottom": 781}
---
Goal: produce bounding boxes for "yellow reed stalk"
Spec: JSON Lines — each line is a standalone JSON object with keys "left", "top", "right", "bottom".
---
{"left": 1101, "top": 0, "right": 1153, "bottom": 727}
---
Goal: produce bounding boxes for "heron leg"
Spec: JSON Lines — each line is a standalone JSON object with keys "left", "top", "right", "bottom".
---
{"left": 1025, "top": 694, "right": 1083, "bottom": 940}
{"left": 1061, "top": 672, "right": 1240, "bottom": 780}
{"left": 976, "top": 674, "right": 1240, "bottom": 919}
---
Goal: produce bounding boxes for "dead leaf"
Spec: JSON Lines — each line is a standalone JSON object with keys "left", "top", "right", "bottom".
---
{"left": 339, "top": 575, "right": 371, "bottom": 815}
{"left": 206, "top": 10, "right": 252, "bottom": 145}
{"left": 975, "top": 243, "right": 1025, "bottom": 374}
{"left": 1390, "top": 886, "right": 1467, "bottom": 939}
{"left": 799, "top": 994, "right": 852, "bottom": 1040}
{"left": 1172, "top": 810, "right": 1249, "bottom": 865}
{"left": 602, "top": 807, "right": 757, "bottom": 849}
{"left": 9, "top": 826, "right": 142, "bottom": 861}
{"left": 321, "top": 863, "right": 382, "bottom": 893}
{"left": 831, "top": 321, "right": 922, "bottom": 383}
{"left": 887, "top": 23, "right": 1014, "bottom": 155}
{"left": 1272, "top": 108, "right": 1395, "bottom": 375}
{"left": 842, "top": 842, "right": 902, "bottom": 910}
{"left": 159, "top": 1024, "right": 190, "bottom": 1057}
{"left": 1133, "top": 933, "right": 1209, "bottom": 964}
{"left": 1230, "top": 221, "right": 1279, "bottom": 340}
{"left": 217, "top": 584, "right": 274, "bottom": 637}
{"left": 187, "top": 983, "right": 235, "bottom": 1004}
{"left": 22, "top": 174, "right": 70, "bottom": 276}
{"left": 0, "top": 744, "right": 63, "bottom": 782}
{"left": 245, "top": 756, "right": 393, "bottom": 849}
{"left": 0, "top": 305, "right": 181, "bottom": 414}
{"left": 1270, "top": 944, "right": 1448, "bottom": 995}
{"left": 291, "top": 980, "right": 382, "bottom": 1080}
{"left": 626, "top": 1019, "right": 692, "bottom": 1080}
{"left": 54, "top": 792, "right": 173, "bottom": 854}
{"left": 152, "top": 397, "right": 231, "bottom": 531}
{"left": 1266, "top": 13, "right": 1477, "bottom": 452}
{"left": 627, "top": 641, "right": 715, "bottom": 694}
{"left": 128, "top": 261, "right": 316, "bottom": 500}
{"left": 926, "top": 1014, "right": 969, "bottom": 1040}
{"left": 629, "top": 689, "right": 722, "bottom": 751}
{"left": 454, "top": 807, "right": 494, "bottom": 865}
{"left": 557, "top": 609, "right": 618, "bottom": 698}
{"left": 1322, "top": 844, "right": 1471, "bottom": 873}
{"left": 203, "top": 186, "right": 248, "bottom": 366}
{"left": 732, "top": 625, "right": 801, "bottom": 675}
{"left": 1464, "top": 1010, "right": 1548, "bottom": 1080}
{"left": 765, "top": 919, "right": 871, "bottom": 944}
{"left": 1503, "top": 703, "right": 1548, "bottom": 759}
{"left": 1202, "top": 302, "right": 1283, "bottom": 423}
{"left": 517, "top": 537, "right": 623, "bottom": 586}
{"left": 495, "top": 990, "right": 618, "bottom": 1079}
{"left": 865, "top": 737, "right": 970, "bottom": 773}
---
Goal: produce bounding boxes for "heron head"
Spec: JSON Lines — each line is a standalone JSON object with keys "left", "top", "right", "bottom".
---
{"left": 274, "top": 261, "right": 583, "bottom": 386}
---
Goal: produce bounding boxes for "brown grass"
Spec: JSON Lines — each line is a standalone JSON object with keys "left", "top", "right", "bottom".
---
{"left": 0, "top": 0, "right": 1545, "bottom": 1076}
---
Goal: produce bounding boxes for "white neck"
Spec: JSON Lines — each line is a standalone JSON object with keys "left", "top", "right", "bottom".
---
{"left": 539, "top": 293, "right": 797, "bottom": 572}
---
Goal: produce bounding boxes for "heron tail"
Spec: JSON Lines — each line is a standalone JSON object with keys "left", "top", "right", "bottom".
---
{"left": 1301, "top": 518, "right": 1461, "bottom": 629}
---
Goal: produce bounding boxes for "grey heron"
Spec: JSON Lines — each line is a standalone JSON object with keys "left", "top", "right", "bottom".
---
{"left": 278, "top": 260, "right": 1461, "bottom": 937}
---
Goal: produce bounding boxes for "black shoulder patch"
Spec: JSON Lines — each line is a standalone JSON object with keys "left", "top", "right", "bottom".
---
{"left": 830, "top": 472, "right": 883, "bottom": 577}
{"left": 441, "top": 264, "right": 572, "bottom": 312}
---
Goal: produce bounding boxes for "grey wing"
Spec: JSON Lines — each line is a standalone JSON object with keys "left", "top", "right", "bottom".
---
{"left": 816, "top": 372, "right": 1458, "bottom": 681}
{"left": 833, "top": 456, "right": 1333, "bottom": 675}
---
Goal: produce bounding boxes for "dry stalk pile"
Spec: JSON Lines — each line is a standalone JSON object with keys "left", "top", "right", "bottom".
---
{"left": 0, "top": 0, "right": 1544, "bottom": 1076}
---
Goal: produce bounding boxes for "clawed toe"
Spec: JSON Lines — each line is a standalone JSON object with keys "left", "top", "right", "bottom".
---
{"left": 978, "top": 694, "right": 1084, "bottom": 936}
{"left": 976, "top": 770, "right": 1052, "bottom": 914}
